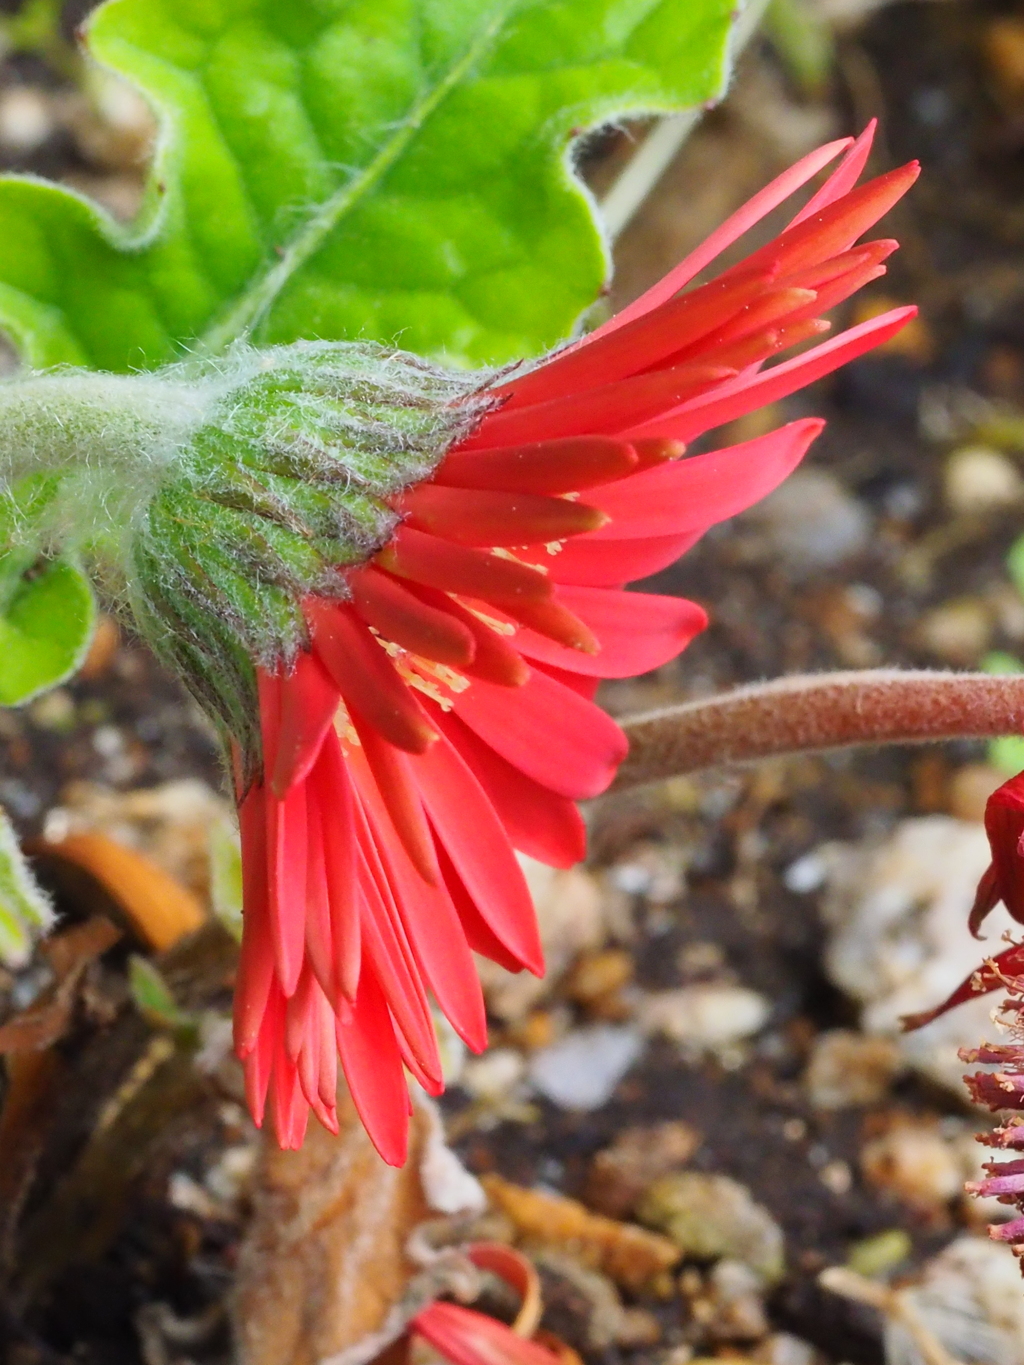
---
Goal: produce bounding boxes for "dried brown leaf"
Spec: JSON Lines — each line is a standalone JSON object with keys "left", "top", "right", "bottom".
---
{"left": 235, "top": 1098, "right": 450, "bottom": 1365}
{"left": 481, "top": 1175, "right": 679, "bottom": 1293}
{"left": 32, "top": 832, "right": 206, "bottom": 950}
{"left": 0, "top": 917, "right": 121, "bottom": 1054}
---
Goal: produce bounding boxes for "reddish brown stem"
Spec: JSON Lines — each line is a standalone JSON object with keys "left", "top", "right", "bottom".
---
{"left": 614, "top": 669, "right": 1024, "bottom": 790}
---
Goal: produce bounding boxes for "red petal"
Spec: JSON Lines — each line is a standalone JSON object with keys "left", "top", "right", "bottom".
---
{"left": 413, "top": 1303, "right": 561, "bottom": 1365}
{"left": 271, "top": 650, "right": 339, "bottom": 796}
{"left": 265, "top": 778, "right": 308, "bottom": 997}
{"left": 335, "top": 966, "right": 409, "bottom": 1167}
{"left": 303, "top": 800, "right": 337, "bottom": 1008}
{"left": 534, "top": 529, "right": 703, "bottom": 587}
{"left": 350, "top": 565, "right": 476, "bottom": 667}
{"left": 452, "top": 667, "right": 627, "bottom": 800}
{"left": 583, "top": 419, "right": 825, "bottom": 539}
{"left": 234, "top": 784, "right": 275, "bottom": 1057}
{"left": 434, "top": 437, "right": 638, "bottom": 494}
{"left": 410, "top": 585, "right": 531, "bottom": 686}
{"left": 307, "top": 598, "right": 438, "bottom": 754}
{"left": 398, "top": 484, "right": 607, "bottom": 545}
{"left": 788, "top": 119, "right": 876, "bottom": 225}
{"left": 494, "top": 267, "right": 774, "bottom": 408}
{"left": 379, "top": 525, "right": 552, "bottom": 606}
{"left": 357, "top": 762, "right": 488, "bottom": 1053}
{"left": 582, "top": 137, "right": 853, "bottom": 340}
{"left": 515, "top": 585, "right": 707, "bottom": 677}
{"left": 310, "top": 734, "right": 361, "bottom": 1002}
{"left": 353, "top": 713, "right": 441, "bottom": 886}
{"left": 413, "top": 729, "right": 544, "bottom": 975}
{"left": 626, "top": 309, "right": 917, "bottom": 441}
{"left": 465, "top": 362, "right": 736, "bottom": 450}
{"left": 986, "top": 773, "right": 1024, "bottom": 924}
{"left": 436, "top": 707, "right": 586, "bottom": 868}
{"left": 901, "top": 942, "right": 1024, "bottom": 1031}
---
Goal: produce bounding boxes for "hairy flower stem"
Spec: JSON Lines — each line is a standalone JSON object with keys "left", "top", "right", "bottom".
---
{"left": 614, "top": 669, "right": 1024, "bottom": 789}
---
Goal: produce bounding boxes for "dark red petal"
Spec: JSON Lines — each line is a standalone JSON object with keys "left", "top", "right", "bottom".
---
{"left": 413, "top": 730, "right": 544, "bottom": 975}
{"left": 434, "top": 437, "right": 638, "bottom": 494}
{"left": 901, "top": 942, "right": 1024, "bottom": 1031}
{"left": 350, "top": 565, "right": 476, "bottom": 667}
{"left": 436, "top": 707, "right": 587, "bottom": 868}
{"left": 986, "top": 774, "right": 1024, "bottom": 924}
{"left": 335, "top": 967, "right": 409, "bottom": 1167}
{"left": 379, "top": 525, "right": 552, "bottom": 606}
{"left": 271, "top": 650, "right": 339, "bottom": 796}
{"left": 452, "top": 667, "right": 628, "bottom": 800}
{"left": 307, "top": 598, "right": 438, "bottom": 754}
{"left": 969, "top": 862, "right": 1002, "bottom": 939}
{"left": 397, "top": 484, "right": 607, "bottom": 545}
{"left": 583, "top": 419, "right": 825, "bottom": 540}
{"left": 515, "top": 585, "right": 707, "bottom": 677}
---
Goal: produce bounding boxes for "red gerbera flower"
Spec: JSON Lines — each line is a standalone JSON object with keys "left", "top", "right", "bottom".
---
{"left": 233, "top": 121, "right": 920, "bottom": 1162}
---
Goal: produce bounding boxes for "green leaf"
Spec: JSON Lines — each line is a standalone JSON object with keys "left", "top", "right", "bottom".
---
{"left": 128, "top": 953, "right": 194, "bottom": 1029}
{"left": 208, "top": 816, "right": 243, "bottom": 942}
{"left": 0, "top": 804, "right": 54, "bottom": 966}
{"left": 0, "top": 554, "right": 97, "bottom": 705}
{"left": 1009, "top": 533, "right": 1024, "bottom": 602}
{"left": 0, "top": 0, "right": 736, "bottom": 372}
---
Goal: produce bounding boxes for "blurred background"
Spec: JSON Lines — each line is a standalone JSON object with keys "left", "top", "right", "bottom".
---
{"left": 7, "top": 3, "right": 1024, "bottom": 1365}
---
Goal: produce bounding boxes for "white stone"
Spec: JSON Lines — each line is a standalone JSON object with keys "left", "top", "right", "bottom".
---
{"left": 894, "top": 1236, "right": 1024, "bottom": 1365}
{"left": 945, "top": 445, "right": 1023, "bottom": 514}
{"left": 817, "top": 816, "right": 1016, "bottom": 1095}
{"left": 0, "top": 86, "right": 54, "bottom": 154}
{"left": 459, "top": 1047, "right": 525, "bottom": 1101}
{"left": 637, "top": 985, "right": 770, "bottom": 1052}
{"left": 528, "top": 1024, "right": 645, "bottom": 1110}
{"left": 742, "top": 468, "right": 870, "bottom": 572}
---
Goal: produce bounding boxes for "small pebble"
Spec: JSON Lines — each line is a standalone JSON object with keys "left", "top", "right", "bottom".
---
{"left": 946, "top": 763, "right": 1004, "bottom": 823}
{"left": 564, "top": 948, "right": 633, "bottom": 1007}
{"left": 706, "top": 1259, "right": 770, "bottom": 1342}
{"left": 860, "top": 1117, "right": 962, "bottom": 1212}
{"left": 752, "top": 1334, "right": 816, "bottom": 1365}
{"left": 915, "top": 597, "right": 992, "bottom": 665}
{"left": 638, "top": 1173, "right": 785, "bottom": 1286}
{"left": 846, "top": 1228, "right": 911, "bottom": 1278}
{"left": 528, "top": 1024, "right": 644, "bottom": 1110}
{"left": 460, "top": 1047, "right": 525, "bottom": 1101}
{"left": 743, "top": 469, "right": 871, "bottom": 572}
{"left": 0, "top": 86, "right": 55, "bottom": 155}
{"left": 29, "top": 688, "right": 76, "bottom": 732}
{"left": 803, "top": 1029, "right": 902, "bottom": 1110}
{"left": 585, "top": 1120, "right": 701, "bottom": 1219}
{"left": 638, "top": 985, "right": 770, "bottom": 1051}
{"left": 944, "top": 445, "right": 1023, "bottom": 513}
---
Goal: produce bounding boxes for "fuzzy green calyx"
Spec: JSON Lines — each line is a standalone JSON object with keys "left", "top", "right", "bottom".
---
{"left": 0, "top": 341, "right": 493, "bottom": 757}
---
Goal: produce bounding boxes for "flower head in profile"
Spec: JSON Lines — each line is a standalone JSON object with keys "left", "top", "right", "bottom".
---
{"left": 179, "top": 121, "right": 919, "bottom": 1162}
{"left": 902, "top": 768, "right": 1024, "bottom": 1262}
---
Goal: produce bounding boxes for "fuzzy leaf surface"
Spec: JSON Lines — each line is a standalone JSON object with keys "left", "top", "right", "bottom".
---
{"left": 0, "top": 0, "right": 735, "bottom": 372}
